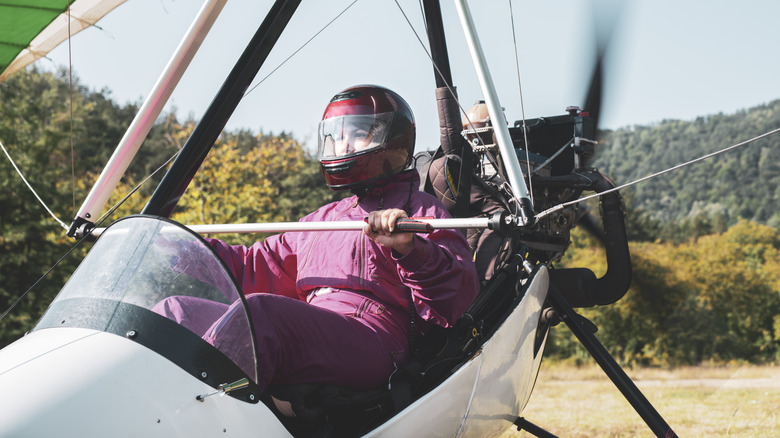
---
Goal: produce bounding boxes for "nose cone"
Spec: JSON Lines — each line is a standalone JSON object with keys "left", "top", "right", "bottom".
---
{"left": 0, "top": 328, "right": 290, "bottom": 437}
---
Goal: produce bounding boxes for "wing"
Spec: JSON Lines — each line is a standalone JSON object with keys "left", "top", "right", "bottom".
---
{"left": 0, "top": 0, "right": 127, "bottom": 83}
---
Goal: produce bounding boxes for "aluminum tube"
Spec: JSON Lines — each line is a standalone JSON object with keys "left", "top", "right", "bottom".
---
{"left": 141, "top": 0, "right": 301, "bottom": 218}
{"left": 71, "top": 0, "right": 228, "bottom": 228}
{"left": 453, "top": 0, "right": 530, "bottom": 200}
{"left": 90, "top": 217, "right": 493, "bottom": 237}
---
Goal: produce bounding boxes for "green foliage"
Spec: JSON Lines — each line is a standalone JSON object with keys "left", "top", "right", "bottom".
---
{"left": 0, "top": 69, "right": 332, "bottom": 347}
{"left": 0, "top": 67, "right": 137, "bottom": 346}
{"left": 2, "top": 68, "right": 778, "bottom": 370}
{"left": 593, "top": 100, "right": 780, "bottom": 233}
{"left": 548, "top": 221, "right": 780, "bottom": 366}
{"left": 171, "top": 130, "right": 337, "bottom": 245}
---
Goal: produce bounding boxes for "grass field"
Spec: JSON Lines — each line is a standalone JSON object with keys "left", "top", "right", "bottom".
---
{"left": 505, "top": 363, "right": 779, "bottom": 437}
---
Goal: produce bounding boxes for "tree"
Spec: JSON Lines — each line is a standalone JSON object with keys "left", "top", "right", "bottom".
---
{"left": 593, "top": 100, "right": 780, "bottom": 228}
{"left": 171, "top": 131, "right": 337, "bottom": 245}
{"left": 0, "top": 68, "right": 136, "bottom": 346}
{"left": 0, "top": 69, "right": 334, "bottom": 348}
{"left": 551, "top": 220, "right": 780, "bottom": 366}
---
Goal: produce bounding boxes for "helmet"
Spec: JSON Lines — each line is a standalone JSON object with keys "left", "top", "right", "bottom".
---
{"left": 461, "top": 100, "right": 496, "bottom": 146}
{"left": 318, "top": 85, "right": 415, "bottom": 191}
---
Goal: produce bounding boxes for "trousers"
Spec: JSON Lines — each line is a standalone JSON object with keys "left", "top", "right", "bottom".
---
{"left": 154, "top": 289, "right": 411, "bottom": 392}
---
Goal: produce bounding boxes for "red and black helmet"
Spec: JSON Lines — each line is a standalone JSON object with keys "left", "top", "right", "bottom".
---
{"left": 318, "top": 85, "right": 415, "bottom": 191}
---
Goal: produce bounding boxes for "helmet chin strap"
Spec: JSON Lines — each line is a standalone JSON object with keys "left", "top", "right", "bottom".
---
{"left": 351, "top": 171, "right": 415, "bottom": 214}
{"left": 349, "top": 170, "right": 395, "bottom": 197}
{"left": 353, "top": 186, "right": 385, "bottom": 210}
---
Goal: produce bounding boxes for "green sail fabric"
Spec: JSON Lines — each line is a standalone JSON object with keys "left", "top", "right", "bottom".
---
{"left": 0, "top": 0, "right": 126, "bottom": 83}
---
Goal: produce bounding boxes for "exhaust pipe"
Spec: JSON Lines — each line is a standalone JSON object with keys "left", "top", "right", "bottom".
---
{"left": 548, "top": 172, "right": 631, "bottom": 307}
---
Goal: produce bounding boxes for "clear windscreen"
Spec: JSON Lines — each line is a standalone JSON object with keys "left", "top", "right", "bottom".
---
{"left": 36, "top": 216, "right": 258, "bottom": 383}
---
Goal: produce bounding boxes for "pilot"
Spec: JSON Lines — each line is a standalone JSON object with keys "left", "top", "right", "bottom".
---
{"left": 160, "top": 85, "right": 479, "bottom": 393}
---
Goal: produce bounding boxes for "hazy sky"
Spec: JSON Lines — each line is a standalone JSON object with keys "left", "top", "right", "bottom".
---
{"left": 39, "top": 0, "right": 780, "bottom": 153}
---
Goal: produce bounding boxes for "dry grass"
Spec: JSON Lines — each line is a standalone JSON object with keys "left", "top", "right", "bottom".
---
{"left": 504, "top": 363, "right": 779, "bottom": 437}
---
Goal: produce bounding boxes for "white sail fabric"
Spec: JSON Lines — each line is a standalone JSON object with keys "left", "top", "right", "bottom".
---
{"left": 0, "top": 0, "right": 127, "bottom": 83}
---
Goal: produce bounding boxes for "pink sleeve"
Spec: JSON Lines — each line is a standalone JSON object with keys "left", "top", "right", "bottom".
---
{"left": 206, "top": 235, "right": 300, "bottom": 300}
{"left": 393, "top": 215, "right": 479, "bottom": 328}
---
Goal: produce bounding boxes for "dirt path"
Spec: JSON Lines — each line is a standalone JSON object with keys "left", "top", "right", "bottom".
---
{"left": 632, "top": 365, "right": 780, "bottom": 389}
{"left": 539, "top": 364, "right": 780, "bottom": 389}
{"left": 636, "top": 376, "right": 780, "bottom": 389}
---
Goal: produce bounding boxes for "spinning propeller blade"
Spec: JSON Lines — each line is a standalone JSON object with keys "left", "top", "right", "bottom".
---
{"left": 581, "top": 0, "right": 624, "bottom": 145}
{"left": 577, "top": 1, "right": 625, "bottom": 241}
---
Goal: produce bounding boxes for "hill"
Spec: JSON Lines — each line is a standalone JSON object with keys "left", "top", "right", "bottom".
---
{"left": 592, "top": 99, "right": 780, "bottom": 230}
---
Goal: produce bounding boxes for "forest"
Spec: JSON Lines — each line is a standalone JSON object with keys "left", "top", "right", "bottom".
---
{"left": 592, "top": 99, "right": 780, "bottom": 240}
{"left": 1, "top": 69, "right": 778, "bottom": 366}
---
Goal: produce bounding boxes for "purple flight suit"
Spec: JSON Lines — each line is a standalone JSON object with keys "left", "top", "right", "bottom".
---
{"left": 159, "top": 171, "right": 478, "bottom": 392}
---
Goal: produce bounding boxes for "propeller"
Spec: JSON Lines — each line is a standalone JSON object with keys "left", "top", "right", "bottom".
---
{"left": 575, "top": 1, "right": 625, "bottom": 241}
{"left": 582, "top": 45, "right": 603, "bottom": 136}
{"left": 581, "top": 0, "right": 624, "bottom": 150}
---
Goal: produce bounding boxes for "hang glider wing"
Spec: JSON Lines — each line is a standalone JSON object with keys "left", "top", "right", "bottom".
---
{"left": 0, "top": 0, "right": 127, "bottom": 83}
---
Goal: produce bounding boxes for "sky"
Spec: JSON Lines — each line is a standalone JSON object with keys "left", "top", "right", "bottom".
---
{"left": 37, "top": 0, "right": 780, "bottom": 154}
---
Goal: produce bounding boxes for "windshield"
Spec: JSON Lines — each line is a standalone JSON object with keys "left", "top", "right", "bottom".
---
{"left": 34, "top": 216, "right": 259, "bottom": 389}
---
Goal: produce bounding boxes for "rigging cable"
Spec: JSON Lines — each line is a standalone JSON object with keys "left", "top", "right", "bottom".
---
{"left": 0, "top": 3, "right": 80, "bottom": 230}
{"left": 0, "top": 2, "right": 79, "bottom": 230}
{"left": 535, "top": 127, "right": 780, "bottom": 220}
{"left": 3, "top": 0, "right": 360, "bottom": 319}
{"left": 395, "top": 1, "right": 489, "bottom": 153}
{"left": 241, "top": 0, "right": 512, "bottom": 208}
{"left": 397, "top": 0, "right": 455, "bottom": 101}
{"left": 1, "top": 1, "right": 173, "bottom": 320}
{"left": 0, "top": 148, "right": 181, "bottom": 323}
{"left": 396, "top": 0, "right": 522, "bottom": 210}
{"left": 68, "top": 3, "right": 76, "bottom": 217}
{"left": 508, "top": 0, "right": 534, "bottom": 204}
{"left": 0, "top": 139, "right": 67, "bottom": 229}
{"left": 243, "top": 0, "right": 360, "bottom": 98}
{"left": 397, "top": 0, "right": 486, "bottom": 149}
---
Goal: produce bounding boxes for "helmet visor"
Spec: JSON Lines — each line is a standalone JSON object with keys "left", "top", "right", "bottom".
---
{"left": 318, "top": 113, "right": 394, "bottom": 160}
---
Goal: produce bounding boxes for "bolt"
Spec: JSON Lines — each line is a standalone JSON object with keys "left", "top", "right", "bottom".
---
{"left": 248, "top": 394, "right": 256, "bottom": 401}
{"left": 200, "top": 371, "right": 208, "bottom": 380}
{"left": 126, "top": 330, "right": 138, "bottom": 339}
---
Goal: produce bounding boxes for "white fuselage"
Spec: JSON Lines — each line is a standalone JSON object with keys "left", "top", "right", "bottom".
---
{"left": 0, "top": 268, "right": 547, "bottom": 438}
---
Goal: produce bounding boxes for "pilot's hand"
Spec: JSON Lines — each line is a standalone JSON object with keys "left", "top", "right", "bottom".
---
{"left": 364, "top": 209, "right": 415, "bottom": 255}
